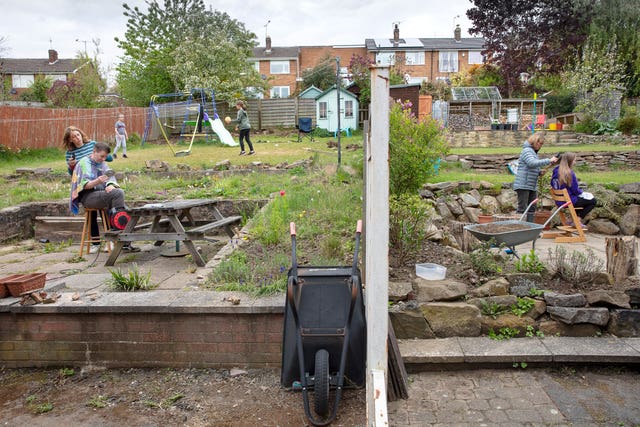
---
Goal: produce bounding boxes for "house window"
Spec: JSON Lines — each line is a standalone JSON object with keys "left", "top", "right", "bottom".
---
{"left": 319, "top": 102, "right": 328, "bottom": 119}
{"left": 244, "top": 87, "right": 264, "bottom": 99}
{"left": 252, "top": 62, "right": 260, "bottom": 72}
{"left": 44, "top": 74, "right": 66, "bottom": 82}
{"left": 439, "top": 51, "right": 459, "bottom": 73}
{"left": 270, "top": 86, "right": 290, "bottom": 98}
{"left": 468, "top": 51, "right": 483, "bottom": 65}
{"left": 270, "top": 60, "right": 290, "bottom": 74}
{"left": 376, "top": 52, "right": 395, "bottom": 65}
{"left": 405, "top": 51, "right": 425, "bottom": 65}
{"left": 344, "top": 100, "right": 354, "bottom": 118}
{"left": 12, "top": 74, "right": 35, "bottom": 88}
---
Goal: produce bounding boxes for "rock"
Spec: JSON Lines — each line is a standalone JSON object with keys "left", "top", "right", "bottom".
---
{"left": 619, "top": 182, "right": 640, "bottom": 194}
{"left": 389, "top": 281, "right": 413, "bottom": 302}
{"left": 176, "top": 163, "right": 191, "bottom": 170}
{"left": 389, "top": 308, "right": 435, "bottom": 339}
{"left": 547, "top": 306, "right": 610, "bottom": 326}
{"left": 459, "top": 193, "right": 480, "bottom": 207}
{"left": 435, "top": 202, "right": 454, "bottom": 220}
{"left": 420, "top": 302, "right": 482, "bottom": 338}
{"left": 587, "top": 219, "right": 620, "bottom": 235}
{"left": 479, "top": 195, "right": 500, "bottom": 215}
{"left": 214, "top": 160, "right": 231, "bottom": 170}
{"left": 538, "top": 320, "right": 602, "bottom": 337}
{"left": 145, "top": 159, "right": 170, "bottom": 171}
{"left": 607, "top": 309, "right": 640, "bottom": 337}
{"left": 618, "top": 205, "right": 640, "bottom": 235}
{"left": 585, "top": 290, "right": 631, "bottom": 309}
{"left": 444, "top": 154, "right": 459, "bottom": 162}
{"left": 626, "top": 286, "right": 640, "bottom": 305}
{"left": 230, "top": 368, "right": 247, "bottom": 377}
{"left": 420, "top": 189, "right": 436, "bottom": 200}
{"left": 445, "top": 199, "right": 464, "bottom": 216}
{"left": 424, "top": 181, "right": 457, "bottom": 192}
{"left": 544, "top": 292, "right": 587, "bottom": 307}
{"left": 467, "top": 295, "right": 517, "bottom": 310}
{"left": 505, "top": 273, "right": 545, "bottom": 297}
{"left": 413, "top": 278, "right": 468, "bottom": 302}
{"left": 480, "top": 313, "right": 536, "bottom": 336}
{"left": 528, "top": 299, "right": 547, "bottom": 319}
{"left": 468, "top": 277, "right": 510, "bottom": 297}
{"left": 496, "top": 190, "right": 518, "bottom": 211}
{"left": 463, "top": 206, "right": 481, "bottom": 223}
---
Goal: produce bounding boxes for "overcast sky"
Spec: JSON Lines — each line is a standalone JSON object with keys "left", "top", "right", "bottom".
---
{"left": 1, "top": 0, "right": 475, "bottom": 80}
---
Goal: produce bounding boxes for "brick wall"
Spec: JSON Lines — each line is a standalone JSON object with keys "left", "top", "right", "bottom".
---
{"left": 0, "top": 312, "right": 284, "bottom": 368}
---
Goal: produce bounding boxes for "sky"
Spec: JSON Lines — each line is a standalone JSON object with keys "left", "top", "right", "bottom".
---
{"left": 1, "top": 0, "right": 475, "bottom": 84}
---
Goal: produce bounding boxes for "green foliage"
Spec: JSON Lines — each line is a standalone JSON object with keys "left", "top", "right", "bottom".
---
{"left": 58, "top": 367, "right": 75, "bottom": 377}
{"left": 210, "top": 250, "right": 288, "bottom": 296}
{"left": 389, "top": 100, "right": 448, "bottom": 195}
{"left": 546, "top": 246, "right": 605, "bottom": 285}
{"left": 252, "top": 192, "right": 290, "bottom": 246}
{"left": 544, "top": 92, "right": 576, "bottom": 117}
{"left": 488, "top": 327, "right": 519, "bottom": 341}
{"left": 389, "top": 194, "right": 433, "bottom": 266}
{"left": 528, "top": 287, "right": 545, "bottom": 298}
{"left": 20, "top": 77, "right": 52, "bottom": 103}
{"left": 469, "top": 239, "right": 504, "bottom": 277}
{"left": 348, "top": 54, "right": 374, "bottom": 105}
{"left": 617, "top": 106, "right": 640, "bottom": 135}
{"left": 43, "top": 239, "right": 73, "bottom": 254}
{"left": 514, "top": 249, "right": 545, "bottom": 274}
{"left": 510, "top": 297, "right": 535, "bottom": 317}
{"left": 525, "top": 325, "right": 544, "bottom": 338}
{"left": 420, "top": 80, "right": 452, "bottom": 101}
{"left": 87, "top": 395, "right": 108, "bottom": 409}
{"left": 573, "top": 114, "right": 600, "bottom": 134}
{"left": 301, "top": 56, "right": 336, "bottom": 91}
{"left": 513, "top": 362, "right": 528, "bottom": 369}
{"left": 48, "top": 54, "right": 106, "bottom": 108}
{"left": 480, "top": 300, "right": 507, "bottom": 319}
{"left": 107, "top": 264, "right": 155, "bottom": 291}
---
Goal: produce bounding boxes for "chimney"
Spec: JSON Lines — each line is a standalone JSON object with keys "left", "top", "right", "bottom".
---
{"left": 454, "top": 24, "right": 461, "bottom": 42}
{"left": 48, "top": 49, "right": 58, "bottom": 64}
{"left": 393, "top": 24, "right": 400, "bottom": 43}
{"left": 265, "top": 36, "right": 272, "bottom": 53}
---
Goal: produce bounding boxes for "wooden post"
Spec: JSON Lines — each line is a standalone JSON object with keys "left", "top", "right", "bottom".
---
{"left": 365, "top": 65, "right": 389, "bottom": 426}
{"left": 606, "top": 236, "right": 639, "bottom": 283}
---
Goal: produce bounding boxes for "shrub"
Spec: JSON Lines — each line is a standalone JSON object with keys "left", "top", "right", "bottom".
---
{"left": 468, "top": 239, "right": 504, "bottom": 277}
{"left": 389, "top": 100, "right": 449, "bottom": 195}
{"left": 546, "top": 247, "right": 605, "bottom": 286}
{"left": 573, "top": 115, "right": 599, "bottom": 134}
{"left": 389, "top": 194, "right": 432, "bottom": 266}
{"left": 515, "top": 249, "right": 545, "bottom": 274}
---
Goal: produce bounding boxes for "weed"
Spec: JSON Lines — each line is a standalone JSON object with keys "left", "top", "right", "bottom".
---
{"left": 488, "top": 327, "right": 519, "bottom": 340}
{"left": 525, "top": 325, "right": 544, "bottom": 338}
{"left": 35, "top": 402, "right": 53, "bottom": 414}
{"left": 528, "top": 287, "right": 545, "bottom": 298}
{"left": 164, "top": 393, "right": 184, "bottom": 405}
{"left": 469, "top": 239, "right": 504, "bottom": 277}
{"left": 58, "top": 367, "right": 75, "bottom": 377}
{"left": 514, "top": 249, "right": 545, "bottom": 274}
{"left": 389, "top": 194, "right": 433, "bottom": 266}
{"left": 107, "top": 264, "right": 155, "bottom": 292}
{"left": 480, "top": 300, "right": 507, "bottom": 319}
{"left": 546, "top": 246, "right": 605, "bottom": 285}
{"left": 26, "top": 395, "right": 37, "bottom": 404}
{"left": 65, "top": 254, "right": 85, "bottom": 263}
{"left": 512, "top": 362, "right": 528, "bottom": 369}
{"left": 86, "top": 395, "right": 108, "bottom": 408}
{"left": 209, "top": 250, "right": 289, "bottom": 296}
{"left": 43, "top": 239, "right": 73, "bottom": 253}
{"left": 511, "top": 297, "right": 536, "bottom": 317}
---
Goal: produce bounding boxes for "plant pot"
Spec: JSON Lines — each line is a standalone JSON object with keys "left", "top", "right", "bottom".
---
{"left": 533, "top": 211, "right": 552, "bottom": 230}
{"left": 491, "top": 123, "right": 499, "bottom": 130}
{"left": 478, "top": 214, "right": 494, "bottom": 224}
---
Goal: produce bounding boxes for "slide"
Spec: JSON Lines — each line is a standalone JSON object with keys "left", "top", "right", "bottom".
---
{"left": 208, "top": 115, "right": 238, "bottom": 146}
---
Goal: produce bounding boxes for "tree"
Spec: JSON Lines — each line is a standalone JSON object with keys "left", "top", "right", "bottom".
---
{"left": 20, "top": 77, "right": 52, "bottom": 103}
{"left": 115, "top": 0, "right": 258, "bottom": 105}
{"left": 301, "top": 56, "right": 336, "bottom": 91}
{"left": 467, "top": 0, "right": 592, "bottom": 96}
{"left": 48, "top": 53, "right": 106, "bottom": 107}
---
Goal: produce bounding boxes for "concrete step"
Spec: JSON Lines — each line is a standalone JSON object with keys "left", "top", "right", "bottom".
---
{"left": 399, "top": 337, "right": 640, "bottom": 370}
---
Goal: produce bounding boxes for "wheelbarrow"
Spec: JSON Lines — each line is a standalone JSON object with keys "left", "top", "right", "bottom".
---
{"left": 281, "top": 220, "right": 366, "bottom": 426}
{"left": 464, "top": 199, "right": 569, "bottom": 257}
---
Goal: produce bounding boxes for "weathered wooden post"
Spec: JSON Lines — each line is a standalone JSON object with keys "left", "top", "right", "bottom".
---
{"left": 606, "top": 236, "right": 639, "bottom": 283}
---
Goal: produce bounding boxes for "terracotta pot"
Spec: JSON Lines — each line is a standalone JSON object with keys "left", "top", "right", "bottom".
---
{"left": 478, "top": 214, "right": 494, "bottom": 224}
{"left": 533, "top": 210, "right": 552, "bottom": 230}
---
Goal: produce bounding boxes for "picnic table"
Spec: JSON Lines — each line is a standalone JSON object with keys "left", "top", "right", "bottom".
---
{"left": 104, "top": 199, "right": 241, "bottom": 267}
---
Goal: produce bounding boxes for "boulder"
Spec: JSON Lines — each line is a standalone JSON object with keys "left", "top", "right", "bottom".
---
{"left": 505, "top": 273, "right": 545, "bottom": 297}
{"left": 607, "top": 309, "right": 640, "bottom": 337}
{"left": 585, "top": 290, "right": 631, "bottom": 309}
{"left": 479, "top": 195, "right": 500, "bottom": 216}
{"left": 424, "top": 181, "right": 458, "bottom": 192}
{"left": 496, "top": 190, "right": 518, "bottom": 211}
{"left": 435, "top": 202, "right": 454, "bottom": 220}
{"left": 626, "top": 286, "right": 640, "bottom": 305}
{"left": 459, "top": 193, "right": 480, "bottom": 207}
{"left": 547, "top": 306, "right": 610, "bottom": 326}
{"left": 587, "top": 219, "right": 620, "bottom": 235}
{"left": 145, "top": 159, "right": 170, "bottom": 171}
{"left": 420, "top": 302, "right": 482, "bottom": 337}
{"left": 467, "top": 295, "right": 518, "bottom": 311}
{"left": 480, "top": 313, "right": 536, "bottom": 336}
{"left": 619, "top": 182, "right": 640, "bottom": 194}
{"left": 544, "top": 292, "right": 587, "bottom": 307}
{"left": 389, "top": 308, "right": 435, "bottom": 339}
{"left": 445, "top": 199, "right": 464, "bottom": 216}
{"left": 389, "top": 281, "right": 414, "bottom": 302}
{"left": 468, "top": 277, "right": 510, "bottom": 297}
{"left": 618, "top": 205, "right": 640, "bottom": 236}
{"left": 413, "top": 278, "right": 468, "bottom": 302}
{"left": 462, "top": 206, "right": 482, "bottom": 223}
{"left": 538, "top": 320, "right": 602, "bottom": 337}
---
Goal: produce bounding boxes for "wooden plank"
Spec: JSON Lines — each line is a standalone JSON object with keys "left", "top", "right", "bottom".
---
{"left": 387, "top": 317, "right": 409, "bottom": 401}
{"left": 186, "top": 216, "right": 241, "bottom": 234}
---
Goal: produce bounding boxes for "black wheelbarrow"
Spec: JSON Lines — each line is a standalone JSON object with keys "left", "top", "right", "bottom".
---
{"left": 281, "top": 221, "right": 366, "bottom": 426}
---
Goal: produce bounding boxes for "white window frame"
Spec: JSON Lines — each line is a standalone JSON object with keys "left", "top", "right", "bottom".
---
{"left": 439, "top": 51, "right": 459, "bottom": 73}
{"left": 467, "top": 51, "right": 483, "bottom": 65}
{"left": 12, "top": 74, "right": 35, "bottom": 88}
{"left": 344, "top": 100, "right": 354, "bottom": 118}
{"left": 405, "top": 51, "right": 425, "bottom": 65}
{"left": 252, "top": 62, "right": 260, "bottom": 72}
{"left": 44, "top": 74, "right": 66, "bottom": 82}
{"left": 269, "top": 60, "right": 290, "bottom": 74}
{"left": 270, "top": 86, "right": 290, "bottom": 98}
{"left": 319, "top": 102, "right": 328, "bottom": 119}
{"left": 376, "top": 52, "right": 396, "bottom": 65}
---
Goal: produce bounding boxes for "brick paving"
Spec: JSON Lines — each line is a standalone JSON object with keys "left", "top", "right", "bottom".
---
{"left": 388, "top": 367, "right": 640, "bottom": 426}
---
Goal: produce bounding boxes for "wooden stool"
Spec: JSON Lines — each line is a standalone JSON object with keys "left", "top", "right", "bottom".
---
{"left": 79, "top": 208, "right": 111, "bottom": 256}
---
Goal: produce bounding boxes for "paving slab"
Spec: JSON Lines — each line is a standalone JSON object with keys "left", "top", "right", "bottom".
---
{"left": 397, "top": 338, "right": 464, "bottom": 364}
{"left": 541, "top": 336, "right": 640, "bottom": 363}
{"left": 459, "top": 336, "right": 553, "bottom": 363}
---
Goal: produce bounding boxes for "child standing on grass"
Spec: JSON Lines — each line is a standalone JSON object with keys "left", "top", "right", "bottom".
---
{"left": 234, "top": 101, "right": 255, "bottom": 155}
{"left": 114, "top": 113, "right": 128, "bottom": 159}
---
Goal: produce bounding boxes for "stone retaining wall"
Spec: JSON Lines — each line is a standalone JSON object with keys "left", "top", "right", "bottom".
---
{"left": 447, "top": 130, "right": 640, "bottom": 148}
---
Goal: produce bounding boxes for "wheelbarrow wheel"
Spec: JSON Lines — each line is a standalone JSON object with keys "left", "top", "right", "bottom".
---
{"left": 314, "top": 349, "right": 330, "bottom": 416}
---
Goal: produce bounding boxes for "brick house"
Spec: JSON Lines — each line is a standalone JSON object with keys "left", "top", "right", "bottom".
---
{"left": 250, "top": 24, "right": 484, "bottom": 99}
{"left": 0, "top": 49, "right": 80, "bottom": 100}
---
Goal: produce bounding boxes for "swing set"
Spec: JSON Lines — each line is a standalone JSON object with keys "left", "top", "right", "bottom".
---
{"left": 142, "top": 88, "right": 221, "bottom": 157}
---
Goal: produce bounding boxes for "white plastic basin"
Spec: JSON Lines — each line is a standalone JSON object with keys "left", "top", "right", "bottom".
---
{"left": 415, "top": 263, "right": 446, "bottom": 280}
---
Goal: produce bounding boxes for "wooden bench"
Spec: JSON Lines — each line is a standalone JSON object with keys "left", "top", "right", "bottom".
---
{"left": 186, "top": 216, "right": 242, "bottom": 238}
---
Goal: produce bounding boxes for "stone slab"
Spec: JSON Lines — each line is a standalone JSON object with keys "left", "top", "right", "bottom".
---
{"left": 620, "top": 337, "right": 640, "bottom": 353}
{"left": 398, "top": 338, "right": 464, "bottom": 364}
{"left": 459, "top": 337, "right": 552, "bottom": 363}
{"left": 541, "top": 336, "right": 640, "bottom": 363}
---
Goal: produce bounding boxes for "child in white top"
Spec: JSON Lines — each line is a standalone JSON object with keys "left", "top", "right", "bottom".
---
{"left": 114, "top": 113, "right": 128, "bottom": 158}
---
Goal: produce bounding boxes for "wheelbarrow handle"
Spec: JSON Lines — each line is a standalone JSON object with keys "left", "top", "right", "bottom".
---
{"left": 290, "top": 222, "right": 296, "bottom": 236}
{"left": 356, "top": 219, "right": 362, "bottom": 234}
{"left": 518, "top": 198, "right": 538, "bottom": 222}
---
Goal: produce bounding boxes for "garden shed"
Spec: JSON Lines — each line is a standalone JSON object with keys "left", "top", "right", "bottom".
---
{"left": 315, "top": 85, "right": 359, "bottom": 133}
{"left": 447, "top": 86, "right": 546, "bottom": 131}
{"left": 298, "top": 85, "right": 322, "bottom": 99}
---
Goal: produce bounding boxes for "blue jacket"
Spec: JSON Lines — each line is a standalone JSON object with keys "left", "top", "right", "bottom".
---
{"left": 513, "top": 142, "right": 551, "bottom": 191}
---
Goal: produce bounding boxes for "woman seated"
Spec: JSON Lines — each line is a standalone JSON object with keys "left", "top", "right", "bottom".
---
{"left": 550, "top": 152, "right": 597, "bottom": 227}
